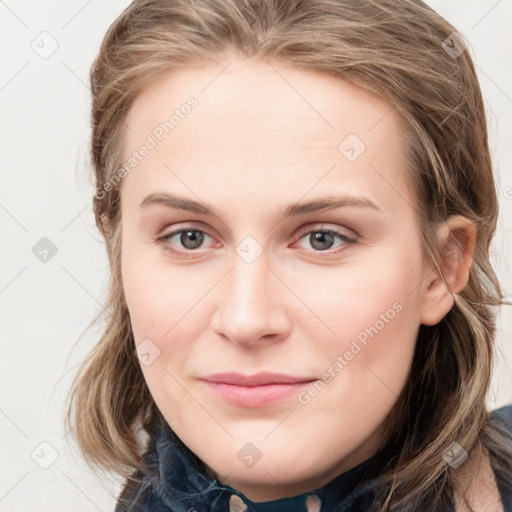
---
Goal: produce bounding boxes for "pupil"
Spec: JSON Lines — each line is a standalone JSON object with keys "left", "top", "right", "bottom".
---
{"left": 181, "top": 230, "right": 204, "bottom": 249}
{"left": 311, "top": 231, "right": 334, "bottom": 251}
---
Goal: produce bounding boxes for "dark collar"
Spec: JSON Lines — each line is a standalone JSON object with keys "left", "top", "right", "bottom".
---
{"left": 115, "top": 406, "right": 512, "bottom": 512}
{"left": 129, "top": 412, "right": 400, "bottom": 512}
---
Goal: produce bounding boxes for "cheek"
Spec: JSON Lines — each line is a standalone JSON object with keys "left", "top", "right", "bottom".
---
{"left": 291, "top": 245, "right": 423, "bottom": 413}
{"left": 121, "top": 238, "right": 208, "bottom": 342}
{"left": 289, "top": 247, "right": 423, "bottom": 350}
{"left": 122, "top": 251, "right": 208, "bottom": 421}
{"left": 311, "top": 286, "right": 417, "bottom": 404}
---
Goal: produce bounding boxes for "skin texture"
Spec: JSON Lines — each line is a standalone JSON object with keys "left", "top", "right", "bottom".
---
{"left": 118, "top": 54, "right": 476, "bottom": 502}
{"left": 453, "top": 444, "right": 504, "bottom": 512}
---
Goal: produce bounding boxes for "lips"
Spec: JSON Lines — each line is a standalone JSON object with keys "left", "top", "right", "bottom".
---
{"left": 200, "top": 372, "right": 317, "bottom": 407}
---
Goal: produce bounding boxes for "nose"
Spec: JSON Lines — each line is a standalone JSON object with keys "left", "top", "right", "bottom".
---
{"left": 210, "top": 252, "right": 291, "bottom": 348}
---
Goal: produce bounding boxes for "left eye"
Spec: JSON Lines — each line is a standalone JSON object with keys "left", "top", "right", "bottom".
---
{"left": 295, "top": 229, "right": 355, "bottom": 253}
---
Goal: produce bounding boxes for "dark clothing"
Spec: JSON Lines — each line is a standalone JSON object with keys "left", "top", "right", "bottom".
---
{"left": 115, "top": 405, "right": 512, "bottom": 512}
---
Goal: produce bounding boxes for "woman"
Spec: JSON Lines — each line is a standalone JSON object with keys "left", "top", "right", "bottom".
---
{"left": 66, "top": 0, "right": 512, "bottom": 510}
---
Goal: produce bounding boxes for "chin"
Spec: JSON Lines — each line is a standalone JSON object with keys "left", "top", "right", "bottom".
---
{"left": 200, "top": 439, "right": 334, "bottom": 490}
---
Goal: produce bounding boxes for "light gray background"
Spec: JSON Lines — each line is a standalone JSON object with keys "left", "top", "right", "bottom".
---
{"left": 1, "top": 1, "right": 511, "bottom": 511}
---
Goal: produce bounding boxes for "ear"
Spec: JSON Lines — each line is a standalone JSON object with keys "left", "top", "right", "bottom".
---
{"left": 419, "top": 215, "right": 476, "bottom": 326}
{"left": 99, "top": 213, "right": 111, "bottom": 240}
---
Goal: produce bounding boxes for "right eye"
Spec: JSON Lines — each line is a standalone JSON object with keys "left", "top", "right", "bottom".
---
{"left": 157, "top": 225, "right": 216, "bottom": 257}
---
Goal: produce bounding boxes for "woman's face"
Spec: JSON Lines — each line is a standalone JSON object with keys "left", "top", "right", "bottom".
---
{"left": 120, "top": 55, "right": 438, "bottom": 501}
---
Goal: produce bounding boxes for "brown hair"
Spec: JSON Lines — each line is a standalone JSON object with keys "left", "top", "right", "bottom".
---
{"left": 66, "top": 0, "right": 512, "bottom": 510}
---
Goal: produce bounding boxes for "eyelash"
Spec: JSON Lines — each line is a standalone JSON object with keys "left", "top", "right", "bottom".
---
{"left": 156, "top": 224, "right": 357, "bottom": 259}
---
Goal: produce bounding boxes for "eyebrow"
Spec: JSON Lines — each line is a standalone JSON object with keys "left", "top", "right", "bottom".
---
{"left": 140, "top": 192, "right": 381, "bottom": 217}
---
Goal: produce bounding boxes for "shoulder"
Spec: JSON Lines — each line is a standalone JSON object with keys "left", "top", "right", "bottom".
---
{"left": 452, "top": 444, "right": 504, "bottom": 512}
{"left": 490, "top": 404, "right": 512, "bottom": 431}
{"left": 115, "top": 473, "right": 155, "bottom": 512}
{"left": 488, "top": 404, "right": 512, "bottom": 512}
{"left": 452, "top": 405, "right": 512, "bottom": 512}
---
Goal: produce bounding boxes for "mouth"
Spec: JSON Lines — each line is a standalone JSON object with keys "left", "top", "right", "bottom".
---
{"left": 200, "top": 372, "right": 318, "bottom": 408}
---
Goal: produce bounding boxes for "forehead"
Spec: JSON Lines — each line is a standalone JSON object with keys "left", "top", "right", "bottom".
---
{"left": 120, "top": 56, "right": 414, "bottom": 215}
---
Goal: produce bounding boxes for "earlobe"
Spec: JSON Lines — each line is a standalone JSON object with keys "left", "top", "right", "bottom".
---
{"left": 419, "top": 216, "right": 477, "bottom": 326}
